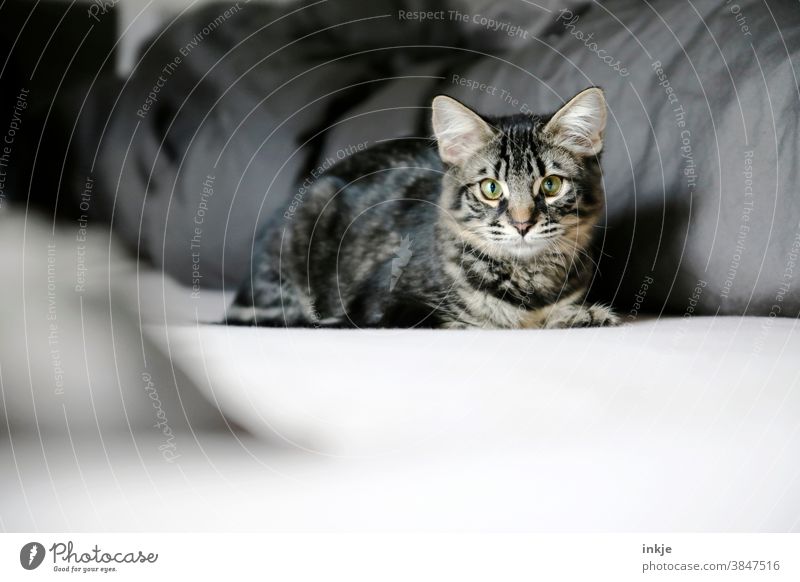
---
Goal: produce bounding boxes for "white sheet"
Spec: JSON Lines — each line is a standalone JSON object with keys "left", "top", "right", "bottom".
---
{"left": 130, "top": 315, "right": 800, "bottom": 531}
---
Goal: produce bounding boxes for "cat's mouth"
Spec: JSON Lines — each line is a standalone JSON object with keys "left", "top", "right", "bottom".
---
{"left": 509, "top": 226, "right": 560, "bottom": 242}
{"left": 493, "top": 232, "right": 559, "bottom": 255}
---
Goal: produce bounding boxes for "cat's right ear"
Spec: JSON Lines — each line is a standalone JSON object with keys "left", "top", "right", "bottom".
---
{"left": 432, "top": 96, "right": 495, "bottom": 166}
{"left": 543, "top": 87, "right": 607, "bottom": 156}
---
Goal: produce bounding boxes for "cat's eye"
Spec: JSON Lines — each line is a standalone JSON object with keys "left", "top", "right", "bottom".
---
{"left": 480, "top": 178, "right": 503, "bottom": 200}
{"left": 540, "top": 175, "right": 563, "bottom": 198}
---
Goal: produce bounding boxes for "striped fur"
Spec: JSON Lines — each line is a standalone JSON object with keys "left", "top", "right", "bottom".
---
{"left": 227, "top": 88, "right": 618, "bottom": 329}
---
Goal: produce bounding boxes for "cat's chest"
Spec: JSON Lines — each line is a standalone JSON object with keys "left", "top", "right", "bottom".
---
{"left": 444, "top": 251, "right": 563, "bottom": 327}
{"left": 461, "top": 251, "right": 554, "bottom": 297}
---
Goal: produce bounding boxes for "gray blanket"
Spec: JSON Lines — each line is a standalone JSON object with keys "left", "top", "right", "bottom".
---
{"left": 65, "top": 0, "right": 800, "bottom": 317}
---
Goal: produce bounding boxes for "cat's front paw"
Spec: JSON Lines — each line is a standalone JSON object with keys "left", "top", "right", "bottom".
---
{"left": 544, "top": 303, "right": 619, "bottom": 329}
{"left": 582, "top": 304, "right": 620, "bottom": 327}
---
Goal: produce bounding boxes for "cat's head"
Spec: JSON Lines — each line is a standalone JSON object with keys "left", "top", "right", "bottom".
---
{"left": 432, "top": 88, "right": 607, "bottom": 258}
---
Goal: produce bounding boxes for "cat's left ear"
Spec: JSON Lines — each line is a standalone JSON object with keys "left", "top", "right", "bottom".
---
{"left": 544, "top": 87, "right": 607, "bottom": 156}
{"left": 432, "top": 95, "right": 495, "bottom": 166}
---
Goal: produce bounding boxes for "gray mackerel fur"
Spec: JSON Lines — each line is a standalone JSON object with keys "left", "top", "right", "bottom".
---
{"left": 227, "top": 88, "right": 618, "bottom": 329}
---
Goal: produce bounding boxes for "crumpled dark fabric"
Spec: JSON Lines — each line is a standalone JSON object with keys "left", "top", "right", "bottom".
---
{"left": 61, "top": 0, "right": 800, "bottom": 318}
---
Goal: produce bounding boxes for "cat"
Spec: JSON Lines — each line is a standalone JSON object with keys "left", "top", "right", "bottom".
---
{"left": 226, "top": 87, "right": 618, "bottom": 329}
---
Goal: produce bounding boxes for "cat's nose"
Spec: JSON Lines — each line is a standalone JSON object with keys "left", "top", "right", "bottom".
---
{"left": 510, "top": 220, "right": 533, "bottom": 236}
{"left": 508, "top": 208, "right": 534, "bottom": 236}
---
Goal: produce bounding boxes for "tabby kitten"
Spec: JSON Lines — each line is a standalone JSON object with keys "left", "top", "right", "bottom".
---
{"left": 227, "top": 87, "right": 618, "bottom": 329}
